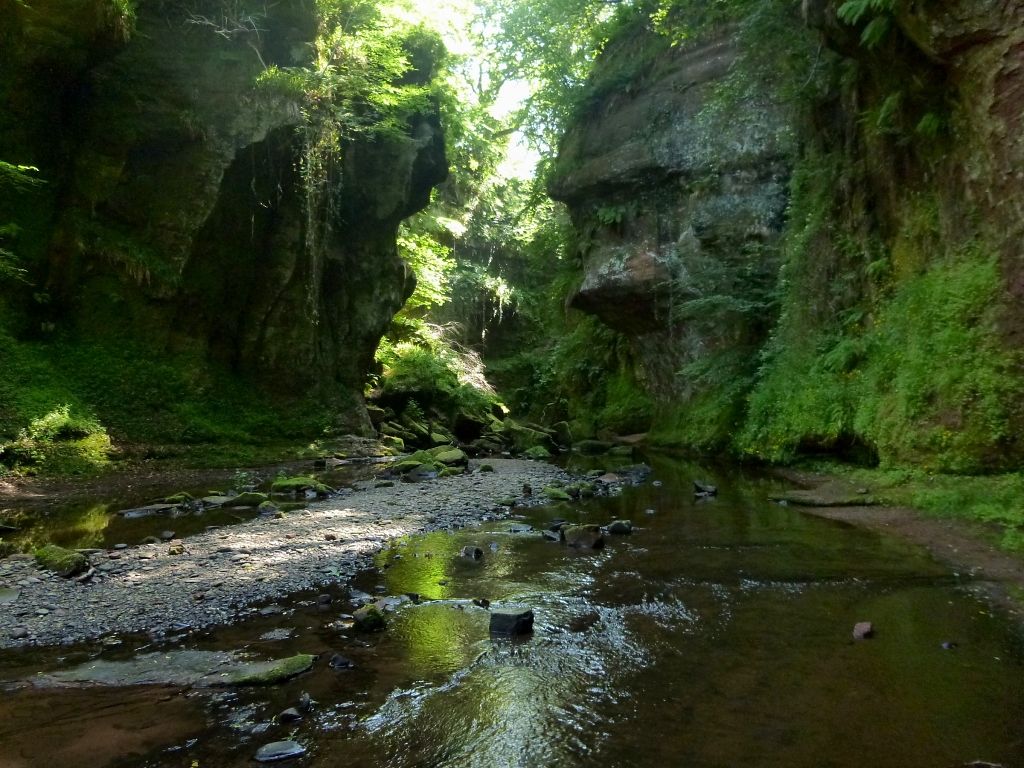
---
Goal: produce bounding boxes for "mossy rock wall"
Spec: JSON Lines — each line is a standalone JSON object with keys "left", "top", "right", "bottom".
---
{"left": 554, "top": 2, "right": 1024, "bottom": 470}
{"left": 0, "top": 0, "right": 447, "bottom": 443}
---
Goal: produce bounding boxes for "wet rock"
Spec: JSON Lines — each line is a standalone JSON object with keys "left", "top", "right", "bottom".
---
{"left": 567, "top": 612, "right": 601, "bottom": 633}
{"left": 324, "top": 533, "right": 337, "bottom": 541}
{"left": 693, "top": 480, "right": 718, "bottom": 497}
{"left": 276, "top": 707, "right": 302, "bottom": 723}
{"left": 142, "top": 536, "right": 161, "bottom": 545}
{"left": 541, "top": 530, "right": 560, "bottom": 542}
{"left": 853, "top": 621, "right": 874, "bottom": 640}
{"left": 0, "top": 588, "right": 20, "bottom": 604}
{"left": 460, "top": 546, "right": 484, "bottom": 560}
{"left": 259, "top": 605, "right": 284, "bottom": 617}
{"left": 353, "top": 605, "right": 386, "bottom": 632}
{"left": 226, "top": 654, "right": 316, "bottom": 685}
{"left": 479, "top": 464, "right": 495, "bottom": 472}
{"left": 489, "top": 607, "right": 534, "bottom": 636}
{"left": 561, "top": 525, "right": 605, "bottom": 549}
{"left": 508, "top": 523, "right": 533, "bottom": 534}
{"left": 329, "top": 653, "right": 355, "bottom": 669}
{"left": 167, "top": 541, "right": 185, "bottom": 556}
{"left": 522, "top": 483, "right": 532, "bottom": 497}
{"left": 472, "top": 598, "right": 491, "bottom": 609}
{"left": 74, "top": 566, "right": 97, "bottom": 583}
{"left": 159, "top": 530, "right": 176, "bottom": 541}
{"left": 258, "top": 501, "right": 280, "bottom": 516}
{"left": 271, "top": 476, "right": 333, "bottom": 497}
{"left": 298, "top": 691, "right": 314, "bottom": 712}
{"left": 941, "top": 641, "right": 958, "bottom": 650}
{"left": 317, "top": 593, "right": 333, "bottom": 606}
{"left": 119, "top": 503, "right": 179, "bottom": 518}
{"left": 10, "top": 626, "right": 28, "bottom": 639}
{"left": 223, "top": 492, "right": 269, "bottom": 508}
{"left": 254, "top": 741, "right": 306, "bottom": 763}
{"left": 433, "top": 448, "right": 468, "bottom": 466}
{"left": 606, "top": 520, "right": 633, "bottom": 535}
{"left": 113, "top": 543, "right": 128, "bottom": 550}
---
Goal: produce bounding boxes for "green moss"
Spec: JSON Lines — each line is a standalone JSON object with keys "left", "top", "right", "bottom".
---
{"left": 223, "top": 492, "right": 268, "bottom": 507}
{"left": 432, "top": 447, "right": 468, "bottom": 465}
{"left": 226, "top": 653, "right": 316, "bottom": 685}
{"left": 479, "top": 463, "right": 494, "bottom": 472}
{"left": 271, "top": 476, "right": 331, "bottom": 495}
{"left": 34, "top": 544, "right": 88, "bottom": 577}
{"left": 542, "top": 486, "right": 572, "bottom": 501}
{"left": 523, "top": 445, "right": 551, "bottom": 460}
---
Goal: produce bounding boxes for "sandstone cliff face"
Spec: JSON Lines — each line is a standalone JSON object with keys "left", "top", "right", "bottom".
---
{"left": 0, "top": 0, "right": 446, "bottom": 433}
{"left": 553, "top": 3, "right": 1024, "bottom": 469}
{"left": 549, "top": 24, "right": 796, "bottom": 402}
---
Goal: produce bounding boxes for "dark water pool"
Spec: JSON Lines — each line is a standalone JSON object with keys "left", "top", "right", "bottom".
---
{"left": 1, "top": 458, "right": 1022, "bottom": 768}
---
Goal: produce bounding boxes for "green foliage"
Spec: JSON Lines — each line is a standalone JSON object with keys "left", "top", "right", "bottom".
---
{"left": 0, "top": 162, "right": 44, "bottom": 284}
{"left": 0, "top": 405, "right": 112, "bottom": 475}
{"left": 836, "top": 0, "right": 894, "bottom": 48}
{"left": 376, "top": 337, "right": 498, "bottom": 419}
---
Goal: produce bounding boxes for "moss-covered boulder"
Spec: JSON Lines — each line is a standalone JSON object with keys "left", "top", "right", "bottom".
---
{"left": 271, "top": 476, "right": 332, "bottom": 496}
{"left": 34, "top": 544, "right": 88, "bottom": 577}
{"left": 432, "top": 447, "right": 468, "bottom": 466}
{"left": 439, "top": 466, "right": 464, "bottom": 478}
{"left": 543, "top": 487, "right": 572, "bottom": 502}
{"left": 223, "top": 653, "right": 316, "bottom": 685}
{"left": 524, "top": 445, "right": 552, "bottom": 460}
{"left": 353, "top": 605, "right": 386, "bottom": 632}
{"left": 223, "top": 492, "right": 269, "bottom": 508}
{"left": 393, "top": 460, "right": 426, "bottom": 474}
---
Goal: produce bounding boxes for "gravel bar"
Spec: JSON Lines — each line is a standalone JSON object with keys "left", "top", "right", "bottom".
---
{"left": 0, "top": 459, "right": 572, "bottom": 649}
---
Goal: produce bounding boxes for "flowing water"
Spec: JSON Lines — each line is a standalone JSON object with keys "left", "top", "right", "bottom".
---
{"left": 1, "top": 457, "right": 1022, "bottom": 768}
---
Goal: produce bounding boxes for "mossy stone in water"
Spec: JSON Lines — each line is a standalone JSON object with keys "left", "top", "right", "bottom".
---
{"left": 353, "top": 605, "right": 386, "bottom": 632}
{"left": 524, "top": 445, "right": 552, "bottom": 460}
{"left": 34, "top": 544, "right": 88, "bottom": 577}
{"left": 543, "top": 487, "right": 572, "bottom": 501}
{"left": 226, "top": 653, "right": 316, "bottom": 685}
{"left": 223, "top": 492, "right": 269, "bottom": 507}
{"left": 271, "top": 476, "right": 331, "bottom": 495}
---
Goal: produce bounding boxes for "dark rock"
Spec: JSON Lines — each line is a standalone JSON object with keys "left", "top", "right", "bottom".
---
{"left": 693, "top": 480, "right": 718, "bottom": 497}
{"left": 460, "top": 546, "right": 484, "bottom": 560}
{"left": 541, "top": 530, "right": 560, "bottom": 542}
{"left": 297, "top": 691, "right": 314, "bottom": 712}
{"left": 223, "top": 492, "right": 270, "bottom": 508}
{"left": 113, "top": 543, "right": 129, "bottom": 550}
{"left": 277, "top": 707, "right": 302, "bottom": 723}
{"left": 353, "top": 605, "right": 386, "bottom": 632}
{"left": 522, "top": 483, "right": 532, "bottom": 497}
{"left": 329, "top": 654, "right": 355, "bottom": 669}
{"left": 489, "top": 607, "right": 534, "bottom": 636}
{"left": 606, "top": 520, "right": 633, "bottom": 535}
{"left": 472, "top": 598, "right": 491, "bottom": 609}
{"left": 159, "top": 530, "right": 175, "bottom": 541}
{"left": 11, "top": 626, "right": 29, "bottom": 639}
{"left": 141, "top": 536, "right": 162, "bottom": 545}
{"left": 317, "top": 593, "right": 333, "bottom": 606}
{"left": 547, "top": 519, "right": 567, "bottom": 531}
{"left": 254, "top": 741, "right": 306, "bottom": 763}
{"left": 508, "top": 523, "right": 533, "bottom": 533}
{"left": 561, "top": 525, "right": 605, "bottom": 549}
{"left": 573, "top": 439, "right": 613, "bottom": 455}
{"left": 567, "top": 612, "right": 601, "bottom": 633}
{"left": 941, "top": 641, "right": 958, "bottom": 650}
{"left": 853, "top": 621, "right": 874, "bottom": 640}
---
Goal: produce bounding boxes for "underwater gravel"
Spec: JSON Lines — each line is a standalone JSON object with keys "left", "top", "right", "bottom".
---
{"left": 0, "top": 459, "right": 572, "bottom": 649}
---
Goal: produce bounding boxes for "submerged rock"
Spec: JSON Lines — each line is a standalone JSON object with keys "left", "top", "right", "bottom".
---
{"left": 353, "top": 605, "right": 386, "bottom": 632}
{"left": 222, "top": 492, "right": 269, "bottom": 508}
{"left": 561, "top": 525, "right": 604, "bottom": 549}
{"left": 606, "top": 520, "right": 633, "bottom": 535}
{"left": 489, "top": 607, "right": 534, "bottom": 636}
{"left": 254, "top": 741, "right": 306, "bottom": 763}
{"left": 853, "top": 622, "right": 875, "bottom": 640}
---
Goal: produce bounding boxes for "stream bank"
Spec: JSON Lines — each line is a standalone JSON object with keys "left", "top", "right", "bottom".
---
{"left": 0, "top": 459, "right": 572, "bottom": 649}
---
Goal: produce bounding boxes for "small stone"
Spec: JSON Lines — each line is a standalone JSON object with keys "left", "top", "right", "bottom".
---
{"left": 329, "top": 653, "right": 354, "bottom": 669}
{"left": 541, "top": 530, "right": 560, "bottom": 542}
{"left": 276, "top": 707, "right": 302, "bottom": 723}
{"left": 159, "top": 531, "right": 175, "bottom": 541}
{"left": 11, "top": 626, "right": 29, "bottom": 639}
{"left": 489, "top": 607, "right": 534, "bottom": 637}
{"left": 606, "top": 520, "right": 633, "bottom": 535}
{"left": 460, "top": 546, "right": 484, "bottom": 560}
{"left": 317, "top": 594, "right": 333, "bottom": 606}
{"left": 324, "top": 533, "right": 337, "bottom": 541}
{"left": 693, "top": 480, "right": 718, "bottom": 497}
{"left": 167, "top": 542, "right": 185, "bottom": 556}
{"left": 561, "top": 525, "right": 604, "bottom": 549}
{"left": 254, "top": 741, "right": 306, "bottom": 763}
{"left": 853, "top": 621, "right": 874, "bottom": 640}
{"left": 472, "top": 598, "right": 490, "bottom": 609}
{"left": 113, "top": 544, "right": 128, "bottom": 550}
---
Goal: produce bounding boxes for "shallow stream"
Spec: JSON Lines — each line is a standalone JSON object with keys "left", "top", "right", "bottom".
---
{"left": 1, "top": 456, "right": 1022, "bottom": 767}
